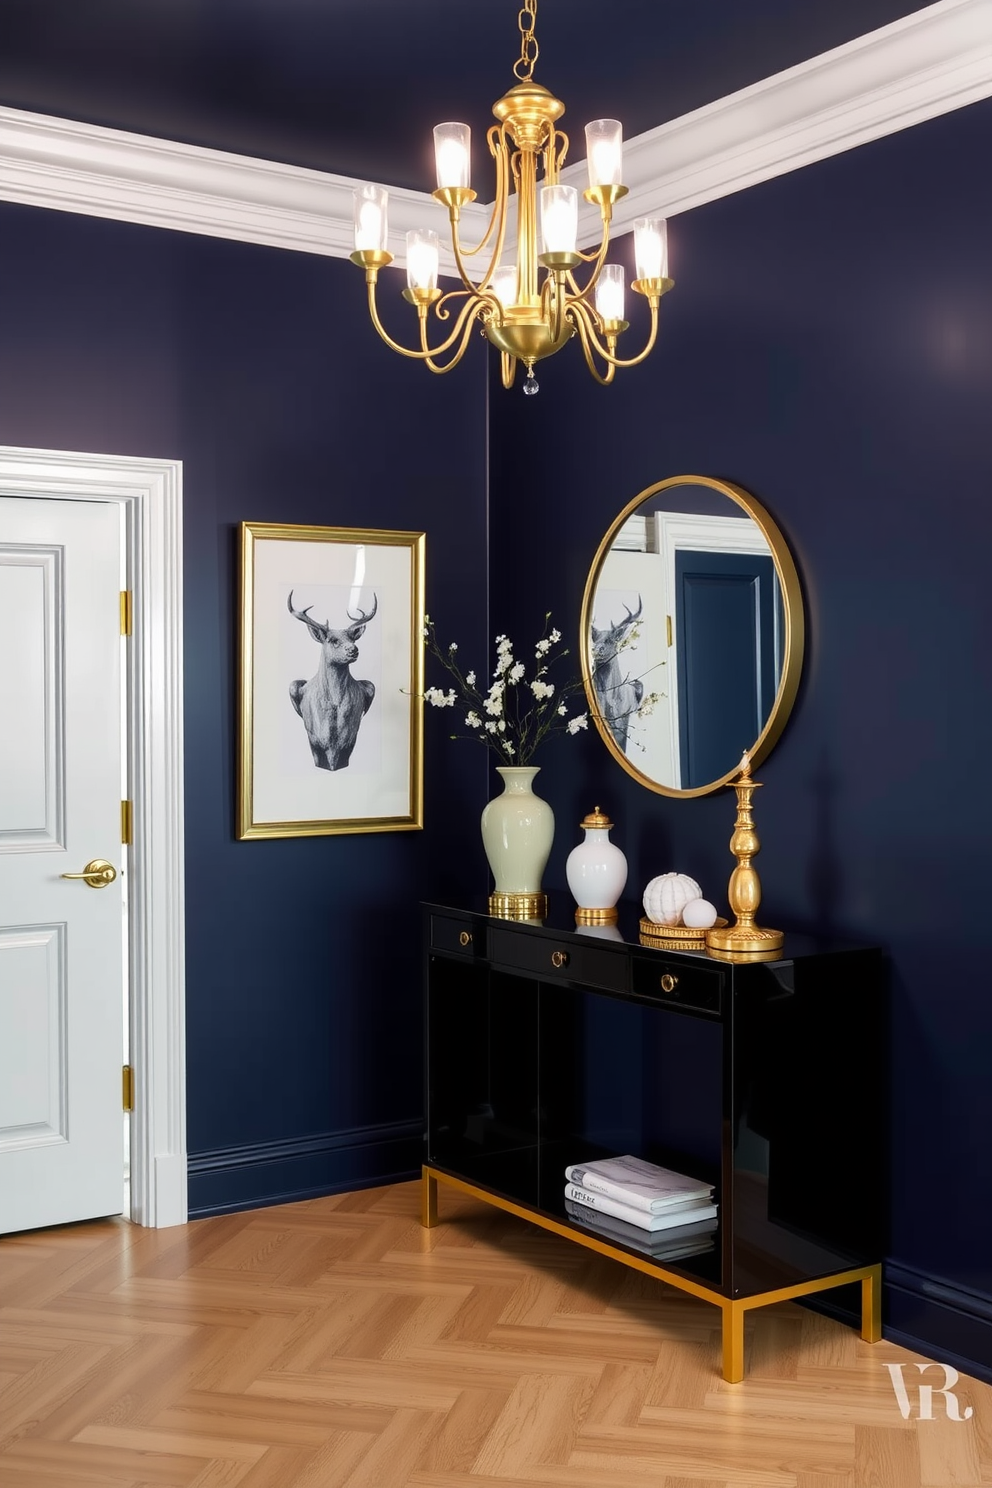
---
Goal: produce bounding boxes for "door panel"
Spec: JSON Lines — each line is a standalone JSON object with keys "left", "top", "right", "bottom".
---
{"left": 0, "top": 496, "right": 124, "bottom": 1233}
{"left": 675, "top": 550, "right": 776, "bottom": 790}
{"left": 0, "top": 925, "right": 67, "bottom": 1149}
{"left": 0, "top": 547, "right": 64, "bottom": 848}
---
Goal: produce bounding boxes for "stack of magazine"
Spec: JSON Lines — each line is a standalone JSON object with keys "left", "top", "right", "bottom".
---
{"left": 564, "top": 1154, "right": 718, "bottom": 1262}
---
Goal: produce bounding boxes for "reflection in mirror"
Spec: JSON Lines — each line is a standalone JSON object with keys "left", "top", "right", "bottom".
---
{"left": 581, "top": 477, "right": 803, "bottom": 798}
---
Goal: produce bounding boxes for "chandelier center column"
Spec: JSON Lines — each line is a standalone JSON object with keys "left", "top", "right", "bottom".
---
{"left": 516, "top": 147, "right": 539, "bottom": 306}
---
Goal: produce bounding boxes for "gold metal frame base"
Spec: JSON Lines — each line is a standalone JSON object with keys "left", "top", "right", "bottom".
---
{"left": 489, "top": 890, "right": 547, "bottom": 921}
{"left": 575, "top": 905, "right": 619, "bottom": 926}
{"left": 421, "top": 1165, "right": 882, "bottom": 1384}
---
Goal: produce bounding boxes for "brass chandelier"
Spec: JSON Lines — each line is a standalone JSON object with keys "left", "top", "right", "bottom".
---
{"left": 349, "top": 0, "right": 673, "bottom": 393}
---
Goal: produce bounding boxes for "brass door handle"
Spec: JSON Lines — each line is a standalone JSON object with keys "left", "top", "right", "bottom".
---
{"left": 660, "top": 973, "right": 678, "bottom": 993}
{"left": 61, "top": 858, "right": 117, "bottom": 889}
{"left": 551, "top": 950, "right": 569, "bottom": 969}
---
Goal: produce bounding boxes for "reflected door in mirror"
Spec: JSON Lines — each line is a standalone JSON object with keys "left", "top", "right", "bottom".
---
{"left": 676, "top": 550, "right": 778, "bottom": 790}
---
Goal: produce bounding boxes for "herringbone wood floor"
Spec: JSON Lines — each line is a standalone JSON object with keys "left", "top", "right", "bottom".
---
{"left": 1, "top": 1180, "right": 989, "bottom": 1487}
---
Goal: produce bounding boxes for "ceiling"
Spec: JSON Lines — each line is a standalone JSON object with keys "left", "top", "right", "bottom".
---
{"left": 0, "top": 0, "right": 933, "bottom": 191}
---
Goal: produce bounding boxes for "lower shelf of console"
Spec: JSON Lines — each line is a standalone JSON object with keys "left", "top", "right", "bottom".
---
{"left": 421, "top": 1163, "right": 882, "bottom": 1383}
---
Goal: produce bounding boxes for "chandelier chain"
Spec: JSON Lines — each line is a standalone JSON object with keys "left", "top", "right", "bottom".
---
{"left": 514, "top": 0, "right": 539, "bottom": 82}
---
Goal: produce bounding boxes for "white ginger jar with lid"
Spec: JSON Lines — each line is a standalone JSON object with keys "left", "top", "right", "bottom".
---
{"left": 643, "top": 871, "right": 703, "bottom": 926}
{"left": 565, "top": 807, "right": 627, "bottom": 925}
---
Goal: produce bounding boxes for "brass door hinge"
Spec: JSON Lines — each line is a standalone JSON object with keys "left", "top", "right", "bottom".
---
{"left": 120, "top": 590, "right": 133, "bottom": 636}
{"left": 666, "top": 614, "right": 673, "bottom": 647}
{"left": 121, "top": 800, "right": 132, "bottom": 846}
{"left": 122, "top": 1065, "right": 135, "bottom": 1112}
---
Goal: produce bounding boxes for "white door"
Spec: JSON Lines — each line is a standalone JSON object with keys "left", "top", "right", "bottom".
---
{"left": 0, "top": 495, "right": 125, "bottom": 1233}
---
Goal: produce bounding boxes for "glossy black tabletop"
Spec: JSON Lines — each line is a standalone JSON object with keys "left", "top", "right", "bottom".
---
{"left": 425, "top": 897, "right": 877, "bottom": 967}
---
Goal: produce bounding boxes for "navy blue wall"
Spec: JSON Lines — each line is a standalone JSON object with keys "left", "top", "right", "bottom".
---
{"left": 489, "top": 99, "right": 992, "bottom": 1374}
{"left": 0, "top": 202, "right": 490, "bottom": 1212}
{"left": 2, "top": 86, "right": 990, "bottom": 1380}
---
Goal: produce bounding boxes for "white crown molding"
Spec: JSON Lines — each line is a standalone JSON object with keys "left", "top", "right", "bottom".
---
{"left": 0, "top": 104, "right": 490, "bottom": 274}
{"left": 0, "top": 0, "right": 988, "bottom": 263}
{"left": 568, "top": 0, "right": 992, "bottom": 238}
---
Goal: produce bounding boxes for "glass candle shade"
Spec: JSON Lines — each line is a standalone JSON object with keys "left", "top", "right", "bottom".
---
{"left": 585, "top": 119, "right": 623, "bottom": 188}
{"left": 406, "top": 229, "right": 439, "bottom": 294}
{"left": 540, "top": 185, "right": 578, "bottom": 255}
{"left": 595, "top": 264, "right": 625, "bottom": 323}
{"left": 634, "top": 217, "right": 669, "bottom": 281}
{"left": 433, "top": 123, "right": 471, "bottom": 190}
{"left": 490, "top": 265, "right": 517, "bottom": 308}
{"left": 353, "top": 184, "right": 389, "bottom": 253}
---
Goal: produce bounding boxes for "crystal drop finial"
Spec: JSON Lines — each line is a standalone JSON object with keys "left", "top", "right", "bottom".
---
{"left": 523, "top": 367, "right": 539, "bottom": 396}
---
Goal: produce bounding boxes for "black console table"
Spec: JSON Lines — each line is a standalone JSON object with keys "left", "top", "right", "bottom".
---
{"left": 422, "top": 901, "right": 886, "bottom": 1382}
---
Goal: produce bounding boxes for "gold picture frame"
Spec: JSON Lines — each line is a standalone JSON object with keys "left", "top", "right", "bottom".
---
{"left": 238, "top": 522, "right": 425, "bottom": 839}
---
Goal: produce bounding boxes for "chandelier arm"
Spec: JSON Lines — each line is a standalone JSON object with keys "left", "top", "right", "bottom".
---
{"left": 571, "top": 293, "right": 661, "bottom": 370}
{"left": 542, "top": 273, "right": 566, "bottom": 346}
{"left": 364, "top": 279, "right": 447, "bottom": 361}
{"left": 501, "top": 352, "right": 518, "bottom": 389}
{"left": 568, "top": 301, "right": 616, "bottom": 385}
{"left": 543, "top": 125, "right": 569, "bottom": 186}
{"left": 449, "top": 160, "right": 511, "bottom": 292}
{"left": 435, "top": 285, "right": 500, "bottom": 327}
{"left": 454, "top": 129, "right": 510, "bottom": 262}
{"left": 366, "top": 281, "right": 486, "bottom": 362}
{"left": 597, "top": 301, "right": 660, "bottom": 368}
{"left": 422, "top": 301, "right": 489, "bottom": 375}
{"left": 420, "top": 293, "right": 492, "bottom": 360}
{"left": 565, "top": 219, "right": 612, "bottom": 296}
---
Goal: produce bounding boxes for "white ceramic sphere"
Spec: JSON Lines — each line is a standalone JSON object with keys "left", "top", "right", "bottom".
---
{"left": 642, "top": 872, "right": 702, "bottom": 926}
{"left": 681, "top": 897, "right": 718, "bottom": 930}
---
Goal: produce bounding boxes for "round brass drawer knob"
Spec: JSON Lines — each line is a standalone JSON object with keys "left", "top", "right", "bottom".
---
{"left": 458, "top": 930, "right": 472, "bottom": 947}
{"left": 551, "top": 949, "right": 569, "bottom": 969}
{"left": 660, "top": 972, "right": 679, "bottom": 993}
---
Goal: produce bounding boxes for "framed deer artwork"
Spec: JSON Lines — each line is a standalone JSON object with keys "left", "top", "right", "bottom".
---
{"left": 237, "top": 522, "right": 426, "bottom": 839}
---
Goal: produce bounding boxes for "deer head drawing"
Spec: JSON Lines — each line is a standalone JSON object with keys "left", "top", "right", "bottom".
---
{"left": 590, "top": 597, "right": 644, "bottom": 751}
{"left": 287, "top": 590, "right": 378, "bottom": 771}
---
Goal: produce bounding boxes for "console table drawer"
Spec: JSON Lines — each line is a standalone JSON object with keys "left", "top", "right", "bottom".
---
{"left": 631, "top": 953, "right": 723, "bottom": 1015}
{"left": 489, "top": 926, "right": 628, "bottom": 993}
{"left": 430, "top": 913, "right": 485, "bottom": 958}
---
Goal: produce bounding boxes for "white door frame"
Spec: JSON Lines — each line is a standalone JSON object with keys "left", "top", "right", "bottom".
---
{"left": 0, "top": 445, "right": 186, "bottom": 1228}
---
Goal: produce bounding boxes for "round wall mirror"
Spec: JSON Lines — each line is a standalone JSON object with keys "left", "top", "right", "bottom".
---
{"left": 580, "top": 476, "right": 805, "bottom": 797}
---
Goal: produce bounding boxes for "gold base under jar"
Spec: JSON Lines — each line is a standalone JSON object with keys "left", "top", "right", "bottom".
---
{"left": 575, "top": 906, "right": 619, "bottom": 926}
{"left": 489, "top": 891, "right": 548, "bottom": 921}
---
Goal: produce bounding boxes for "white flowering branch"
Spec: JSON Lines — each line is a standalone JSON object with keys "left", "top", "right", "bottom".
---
{"left": 422, "top": 612, "right": 589, "bottom": 765}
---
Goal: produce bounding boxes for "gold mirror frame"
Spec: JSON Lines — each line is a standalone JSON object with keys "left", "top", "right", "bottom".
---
{"left": 580, "top": 475, "right": 805, "bottom": 798}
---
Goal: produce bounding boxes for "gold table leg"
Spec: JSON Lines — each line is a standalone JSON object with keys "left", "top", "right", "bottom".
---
{"left": 861, "top": 1263, "right": 882, "bottom": 1342}
{"left": 722, "top": 1299, "right": 745, "bottom": 1383}
{"left": 421, "top": 1167, "right": 438, "bottom": 1229}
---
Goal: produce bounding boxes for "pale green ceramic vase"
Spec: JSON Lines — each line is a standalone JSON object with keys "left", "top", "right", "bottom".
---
{"left": 480, "top": 766, "right": 555, "bottom": 894}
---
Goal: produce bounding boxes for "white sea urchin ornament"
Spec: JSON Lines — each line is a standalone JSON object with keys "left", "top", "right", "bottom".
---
{"left": 642, "top": 872, "right": 703, "bottom": 926}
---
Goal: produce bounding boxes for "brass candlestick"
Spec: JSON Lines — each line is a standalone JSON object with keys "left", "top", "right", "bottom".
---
{"left": 705, "top": 752, "right": 784, "bottom": 956}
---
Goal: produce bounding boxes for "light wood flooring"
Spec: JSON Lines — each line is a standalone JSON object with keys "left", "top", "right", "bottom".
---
{"left": 1, "top": 1179, "right": 990, "bottom": 1487}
